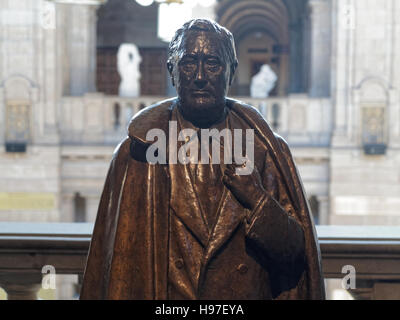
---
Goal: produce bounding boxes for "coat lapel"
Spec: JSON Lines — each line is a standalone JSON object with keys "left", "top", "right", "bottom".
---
{"left": 196, "top": 188, "right": 246, "bottom": 293}
{"left": 202, "top": 188, "right": 246, "bottom": 266}
{"left": 169, "top": 162, "right": 210, "bottom": 247}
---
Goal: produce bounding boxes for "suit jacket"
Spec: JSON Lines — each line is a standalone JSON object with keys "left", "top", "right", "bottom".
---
{"left": 80, "top": 98, "right": 326, "bottom": 300}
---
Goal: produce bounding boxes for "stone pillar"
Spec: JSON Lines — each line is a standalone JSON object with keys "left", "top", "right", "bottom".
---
{"left": 0, "top": 274, "right": 42, "bottom": 300}
{"left": 288, "top": 23, "right": 303, "bottom": 94}
{"left": 61, "top": 194, "right": 75, "bottom": 222}
{"left": 331, "top": 0, "right": 356, "bottom": 146}
{"left": 308, "top": 0, "right": 331, "bottom": 97}
{"left": 68, "top": 3, "right": 100, "bottom": 95}
{"left": 85, "top": 195, "right": 100, "bottom": 223}
{"left": 0, "top": 88, "right": 4, "bottom": 146}
{"left": 317, "top": 195, "right": 330, "bottom": 225}
{"left": 56, "top": 275, "right": 79, "bottom": 300}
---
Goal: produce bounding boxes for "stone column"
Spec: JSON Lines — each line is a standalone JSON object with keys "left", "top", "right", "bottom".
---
{"left": 308, "top": 0, "right": 332, "bottom": 97}
{"left": 288, "top": 23, "right": 303, "bottom": 93}
{"left": 331, "top": 0, "right": 356, "bottom": 146}
{"left": 317, "top": 195, "right": 330, "bottom": 225}
{"left": 56, "top": 275, "right": 79, "bottom": 300}
{"left": 85, "top": 195, "right": 100, "bottom": 223}
{"left": 0, "top": 88, "right": 4, "bottom": 146}
{"left": 0, "top": 274, "right": 42, "bottom": 300}
{"left": 61, "top": 194, "right": 75, "bottom": 222}
{"left": 67, "top": 2, "right": 101, "bottom": 95}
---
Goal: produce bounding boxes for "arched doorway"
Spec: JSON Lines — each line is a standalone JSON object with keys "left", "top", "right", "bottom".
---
{"left": 217, "top": 0, "right": 308, "bottom": 96}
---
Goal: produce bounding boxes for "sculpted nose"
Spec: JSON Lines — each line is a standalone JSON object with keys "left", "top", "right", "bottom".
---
{"left": 194, "top": 61, "right": 207, "bottom": 89}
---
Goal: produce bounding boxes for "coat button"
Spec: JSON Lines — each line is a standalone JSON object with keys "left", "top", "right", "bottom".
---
{"left": 175, "top": 259, "right": 184, "bottom": 269}
{"left": 237, "top": 264, "right": 248, "bottom": 274}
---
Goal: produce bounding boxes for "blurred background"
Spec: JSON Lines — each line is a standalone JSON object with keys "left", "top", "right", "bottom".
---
{"left": 0, "top": 0, "right": 399, "bottom": 300}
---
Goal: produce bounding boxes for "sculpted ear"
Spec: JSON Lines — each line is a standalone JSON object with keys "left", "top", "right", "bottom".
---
{"left": 229, "top": 61, "right": 238, "bottom": 86}
{"left": 167, "top": 62, "right": 175, "bottom": 87}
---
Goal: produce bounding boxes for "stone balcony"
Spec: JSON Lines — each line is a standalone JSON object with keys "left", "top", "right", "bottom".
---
{"left": 0, "top": 223, "right": 399, "bottom": 300}
{"left": 59, "top": 94, "right": 332, "bottom": 148}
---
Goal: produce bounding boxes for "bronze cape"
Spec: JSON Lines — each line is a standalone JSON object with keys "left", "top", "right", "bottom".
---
{"left": 80, "top": 98, "right": 325, "bottom": 300}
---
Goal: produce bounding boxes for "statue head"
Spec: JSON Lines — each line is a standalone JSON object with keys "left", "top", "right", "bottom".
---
{"left": 167, "top": 19, "right": 238, "bottom": 127}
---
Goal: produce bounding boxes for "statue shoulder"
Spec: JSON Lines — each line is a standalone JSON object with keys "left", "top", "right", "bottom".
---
{"left": 274, "top": 133, "right": 290, "bottom": 153}
{"left": 128, "top": 97, "right": 176, "bottom": 142}
{"left": 227, "top": 97, "right": 290, "bottom": 152}
{"left": 227, "top": 97, "right": 267, "bottom": 125}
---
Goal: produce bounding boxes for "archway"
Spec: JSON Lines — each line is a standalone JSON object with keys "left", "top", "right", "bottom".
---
{"left": 217, "top": 0, "right": 308, "bottom": 96}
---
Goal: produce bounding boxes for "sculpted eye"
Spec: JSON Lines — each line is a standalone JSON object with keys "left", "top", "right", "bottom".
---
{"left": 206, "top": 58, "right": 220, "bottom": 66}
{"left": 182, "top": 59, "right": 195, "bottom": 65}
{"left": 180, "top": 58, "right": 196, "bottom": 72}
{"left": 180, "top": 56, "right": 196, "bottom": 65}
{"left": 205, "top": 58, "right": 222, "bottom": 72}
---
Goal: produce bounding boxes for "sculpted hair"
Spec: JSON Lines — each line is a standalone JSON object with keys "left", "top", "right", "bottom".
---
{"left": 167, "top": 19, "right": 238, "bottom": 71}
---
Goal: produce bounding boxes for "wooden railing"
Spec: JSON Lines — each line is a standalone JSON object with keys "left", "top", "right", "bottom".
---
{"left": 0, "top": 223, "right": 400, "bottom": 300}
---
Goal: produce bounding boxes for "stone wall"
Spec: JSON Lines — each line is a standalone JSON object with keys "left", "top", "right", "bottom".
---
{"left": 329, "top": 0, "right": 400, "bottom": 224}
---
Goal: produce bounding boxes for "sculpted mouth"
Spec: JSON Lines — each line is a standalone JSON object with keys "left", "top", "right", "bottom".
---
{"left": 191, "top": 90, "right": 210, "bottom": 96}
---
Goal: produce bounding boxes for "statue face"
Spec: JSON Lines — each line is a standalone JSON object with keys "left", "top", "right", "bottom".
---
{"left": 172, "top": 30, "right": 232, "bottom": 125}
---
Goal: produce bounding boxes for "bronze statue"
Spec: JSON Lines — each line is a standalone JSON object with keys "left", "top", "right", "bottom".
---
{"left": 80, "top": 19, "right": 325, "bottom": 300}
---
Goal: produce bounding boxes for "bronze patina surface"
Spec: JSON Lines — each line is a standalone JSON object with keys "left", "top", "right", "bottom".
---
{"left": 80, "top": 19, "right": 325, "bottom": 300}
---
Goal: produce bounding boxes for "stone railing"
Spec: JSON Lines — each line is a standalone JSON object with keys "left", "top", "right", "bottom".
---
{"left": 59, "top": 94, "right": 166, "bottom": 146}
{"left": 0, "top": 223, "right": 400, "bottom": 300}
{"left": 59, "top": 94, "right": 332, "bottom": 147}
{"left": 234, "top": 95, "right": 332, "bottom": 147}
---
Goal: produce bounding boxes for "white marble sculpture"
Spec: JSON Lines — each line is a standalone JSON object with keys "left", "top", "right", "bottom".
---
{"left": 250, "top": 64, "right": 278, "bottom": 98}
{"left": 117, "top": 43, "right": 142, "bottom": 97}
